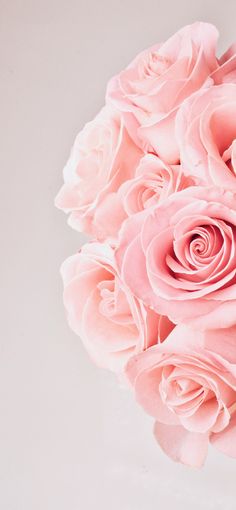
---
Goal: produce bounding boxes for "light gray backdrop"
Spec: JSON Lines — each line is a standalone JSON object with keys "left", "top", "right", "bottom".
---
{"left": 1, "top": 1, "right": 236, "bottom": 509}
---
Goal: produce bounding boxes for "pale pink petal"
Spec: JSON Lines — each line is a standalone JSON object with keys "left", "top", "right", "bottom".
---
{"left": 154, "top": 421, "right": 209, "bottom": 467}
{"left": 210, "top": 412, "right": 236, "bottom": 458}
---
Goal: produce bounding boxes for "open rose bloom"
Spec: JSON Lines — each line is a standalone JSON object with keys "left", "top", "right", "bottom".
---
{"left": 56, "top": 22, "right": 236, "bottom": 467}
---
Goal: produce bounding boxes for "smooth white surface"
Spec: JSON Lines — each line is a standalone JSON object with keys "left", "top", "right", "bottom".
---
{"left": 1, "top": 1, "right": 236, "bottom": 508}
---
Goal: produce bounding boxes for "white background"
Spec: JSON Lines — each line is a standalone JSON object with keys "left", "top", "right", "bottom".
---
{"left": 1, "top": 1, "right": 236, "bottom": 508}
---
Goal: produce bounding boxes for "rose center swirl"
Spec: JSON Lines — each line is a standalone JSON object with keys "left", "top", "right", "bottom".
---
{"left": 98, "top": 279, "right": 134, "bottom": 326}
{"left": 165, "top": 219, "right": 236, "bottom": 288}
{"left": 159, "top": 368, "right": 216, "bottom": 417}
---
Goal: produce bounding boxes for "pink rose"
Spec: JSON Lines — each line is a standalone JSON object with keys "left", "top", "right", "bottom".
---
{"left": 116, "top": 186, "right": 236, "bottom": 329}
{"left": 176, "top": 83, "right": 236, "bottom": 191}
{"left": 61, "top": 242, "right": 174, "bottom": 373}
{"left": 126, "top": 324, "right": 236, "bottom": 467}
{"left": 212, "top": 43, "right": 236, "bottom": 84}
{"left": 106, "top": 22, "right": 218, "bottom": 163}
{"left": 55, "top": 105, "right": 143, "bottom": 242}
{"left": 118, "top": 154, "right": 191, "bottom": 216}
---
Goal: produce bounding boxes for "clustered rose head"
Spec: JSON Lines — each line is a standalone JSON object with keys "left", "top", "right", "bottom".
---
{"left": 61, "top": 241, "right": 173, "bottom": 373}
{"left": 56, "top": 22, "right": 236, "bottom": 467}
{"left": 116, "top": 186, "right": 236, "bottom": 329}
{"left": 127, "top": 324, "right": 236, "bottom": 466}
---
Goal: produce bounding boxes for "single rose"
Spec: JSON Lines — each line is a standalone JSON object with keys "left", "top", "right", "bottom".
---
{"left": 116, "top": 186, "right": 236, "bottom": 329}
{"left": 176, "top": 83, "right": 236, "bottom": 191}
{"left": 212, "top": 43, "right": 236, "bottom": 84}
{"left": 61, "top": 242, "right": 174, "bottom": 373}
{"left": 106, "top": 22, "right": 218, "bottom": 163}
{"left": 126, "top": 324, "right": 236, "bottom": 467}
{"left": 118, "top": 154, "right": 191, "bottom": 216}
{"left": 55, "top": 105, "right": 143, "bottom": 242}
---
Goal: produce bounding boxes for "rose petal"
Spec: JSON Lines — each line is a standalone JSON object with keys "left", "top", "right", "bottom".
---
{"left": 154, "top": 421, "right": 209, "bottom": 467}
{"left": 210, "top": 412, "right": 236, "bottom": 458}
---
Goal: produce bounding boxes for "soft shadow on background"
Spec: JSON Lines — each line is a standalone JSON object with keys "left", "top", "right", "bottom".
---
{"left": 1, "top": 1, "right": 236, "bottom": 508}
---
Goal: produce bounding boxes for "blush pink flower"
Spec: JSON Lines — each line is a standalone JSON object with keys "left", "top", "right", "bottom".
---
{"left": 106, "top": 22, "right": 218, "bottom": 163}
{"left": 116, "top": 186, "right": 236, "bottom": 329}
{"left": 61, "top": 242, "right": 174, "bottom": 373}
{"left": 56, "top": 23, "right": 236, "bottom": 468}
{"left": 55, "top": 105, "right": 143, "bottom": 242}
{"left": 126, "top": 324, "right": 236, "bottom": 467}
{"left": 118, "top": 154, "right": 192, "bottom": 216}
{"left": 176, "top": 83, "right": 236, "bottom": 191}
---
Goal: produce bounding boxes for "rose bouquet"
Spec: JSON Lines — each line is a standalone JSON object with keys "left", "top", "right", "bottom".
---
{"left": 56, "top": 22, "right": 236, "bottom": 467}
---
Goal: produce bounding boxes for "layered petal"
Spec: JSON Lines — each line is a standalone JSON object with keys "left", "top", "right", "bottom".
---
{"left": 55, "top": 105, "right": 143, "bottom": 242}
{"left": 116, "top": 186, "right": 236, "bottom": 327}
{"left": 107, "top": 22, "right": 218, "bottom": 162}
{"left": 62, "top": 242, "right": 172, "bottom": 373}
{"left": 154, "top": 421, "right": 209, "bottom": 467}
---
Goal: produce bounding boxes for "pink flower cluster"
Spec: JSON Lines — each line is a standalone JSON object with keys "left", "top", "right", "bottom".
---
{"left": 56, "top": 23, "right": 236, "bottom": 467}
